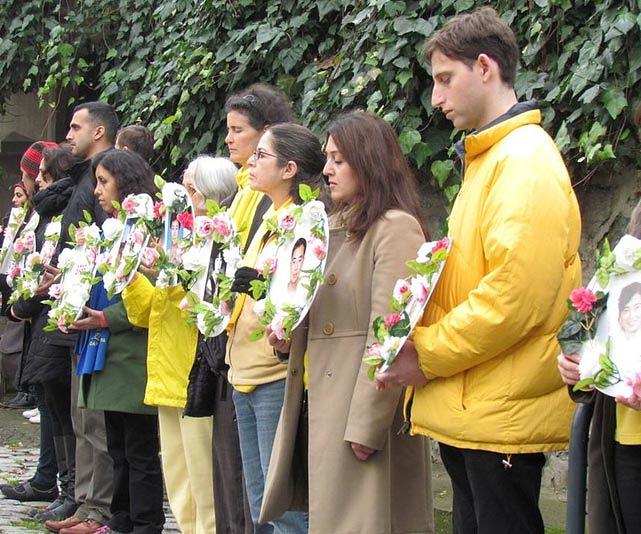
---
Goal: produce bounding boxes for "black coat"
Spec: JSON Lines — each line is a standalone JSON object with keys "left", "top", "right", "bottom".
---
{"left": 59, "top": 152, "right": 110, "bottom": 250}
{"left": 12, "top": 178, "right": 74, "bottom": 386}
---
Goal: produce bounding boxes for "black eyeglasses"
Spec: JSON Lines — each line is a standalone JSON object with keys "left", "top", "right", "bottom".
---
{"left": 253, "top": 148, "right": 278, "bottom": 161}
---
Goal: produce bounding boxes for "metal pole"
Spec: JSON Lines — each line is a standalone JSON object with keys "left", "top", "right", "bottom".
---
{"left": 565, "top": 402, "right": 595, "bottom": 534}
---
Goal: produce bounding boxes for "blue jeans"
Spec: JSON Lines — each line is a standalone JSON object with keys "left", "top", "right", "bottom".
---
{"left": 233, "top": 380, "right": 307, "bottom": 534}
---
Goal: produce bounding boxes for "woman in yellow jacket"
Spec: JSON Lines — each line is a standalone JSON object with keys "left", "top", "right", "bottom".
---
{"left": 226, "top": 123, "right": 326, "bottom": 533}
{"left": 122, "top": 156, "right": 237, "bottom": 534}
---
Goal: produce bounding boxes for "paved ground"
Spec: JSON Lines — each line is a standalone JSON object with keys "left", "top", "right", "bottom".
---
{"left": 0, "top": 396, "right": 569, "bottom": 534}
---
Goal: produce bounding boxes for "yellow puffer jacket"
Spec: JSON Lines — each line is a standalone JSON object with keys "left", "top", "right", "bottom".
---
{"left": 122, "top": 275, "right": 198, "bottom": 409}
{"left": 410, "top": 107, "right": 581, "bottom": 453}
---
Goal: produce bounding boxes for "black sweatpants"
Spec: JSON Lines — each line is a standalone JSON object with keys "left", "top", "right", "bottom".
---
{"left": 614, "top": 442, "right": 641, "bottom": 533}
{"left": 104, "top": 411, "right": 164, "bottom": 534}
{"left": 439, "top": 442, "right": 546, "bottom": 534}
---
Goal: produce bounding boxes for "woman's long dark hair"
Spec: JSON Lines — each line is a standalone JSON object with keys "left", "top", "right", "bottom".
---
{"left": 326, "top": 111, "right": 427, "bottom": 241}
{"left": 92, "top": 150, "right": 156, "bottom": 201}
{"left": 267, "top": 123, "right": 328, "bottom": 204}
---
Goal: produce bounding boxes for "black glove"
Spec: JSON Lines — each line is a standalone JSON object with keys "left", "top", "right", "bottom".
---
{"left": 231, "top": 266, "right": 265, "bottom": 298}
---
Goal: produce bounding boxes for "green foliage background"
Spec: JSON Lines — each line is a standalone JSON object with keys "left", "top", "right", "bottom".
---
{"left": 1, "top": 0, "right": 640, "bottom": 197}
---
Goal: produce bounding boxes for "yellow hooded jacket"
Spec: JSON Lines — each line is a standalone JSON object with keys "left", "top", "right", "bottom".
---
{"left": 122, "top": 167, "right": 264, "bottom": 408}
{"left": 410, "top": 107, "right": 581, "bottom": 453}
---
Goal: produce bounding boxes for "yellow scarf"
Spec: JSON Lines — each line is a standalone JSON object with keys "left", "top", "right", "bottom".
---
{"left": 228, "top": 197, "right": 293, "bottom": 330}
{"left": 229, "top": 167, "right": 265, "bottom": 250}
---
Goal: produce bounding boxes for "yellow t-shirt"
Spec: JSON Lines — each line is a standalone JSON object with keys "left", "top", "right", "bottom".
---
{"left": 615, "top": 404, "right": 641, "bottom": 444}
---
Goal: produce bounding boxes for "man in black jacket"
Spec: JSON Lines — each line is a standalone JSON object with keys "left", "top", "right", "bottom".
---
{"left": 45, "top": 102, "right": 119, "bottom": 534}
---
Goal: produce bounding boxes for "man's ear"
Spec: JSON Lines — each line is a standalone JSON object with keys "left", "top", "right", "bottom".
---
{"left": 477, "top": 53, "right": 497, "bottom": 82}
{"left": 93, "top": 124, "right": 106, "bottom": 142}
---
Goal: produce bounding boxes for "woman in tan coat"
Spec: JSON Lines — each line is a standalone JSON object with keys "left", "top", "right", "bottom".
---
{"left": 264, "top": 111, "right": 434, "bottom": 533}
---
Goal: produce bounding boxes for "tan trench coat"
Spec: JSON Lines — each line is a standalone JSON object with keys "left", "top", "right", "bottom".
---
{"left": 262, "top": 210, "right": 434, "bottom": 534}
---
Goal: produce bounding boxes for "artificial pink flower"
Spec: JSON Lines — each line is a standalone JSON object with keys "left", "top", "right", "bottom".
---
{"left": 196, "top": 218, "right": 214, "bottom": 238}
{"left": 178, "top": 297, "right": 190, "bottom": 311}
{"left": 270, "top": 315, "right": 286, "bottom": 340}
{"left": 131, "top": 229, "right": 145, "bottom": 246}
{"left": 570, "top": 287, "right": 598, "bottom": 314}
{"left": 431, "top": 237, "right": 450, "bottom": 254}
{"left": 13, "top": 240, "right": 25, "bottom": 254}
{"left": 122, "top": 197, "right": 138, "bottom": 214}
{"left": 383, "top": 312, "right": 402, "bottom": 330}
{"left": 9, "top": 265, "right": 21, "bottom": 278}
{"left": 153, "top": 201, "right": 166, "bottom": 220}
{"left": 24, "top": 234, "right": 35, "bottom": 251}
{"left": 312, "top": 239, "right": 327, "bottom": 261}
{"left": 259, "top": 256, "right": 277, "bottom": 276}
{"left": 177, "top": 211, "right": 193, "bottom": 231}
{"left": 279, "top": 214, "right": 296, "bottom": 232}
{"left": 366, "top": 344, "right": 383, "bottom": 358}
{"left": 211, "top": 216, "right": 231, "bottom": 239}
{"left": 48, "top": 284, "right": 63, "bottom": 300}
{"left": 141, "top": 247, "right": 160, "bottom": 268}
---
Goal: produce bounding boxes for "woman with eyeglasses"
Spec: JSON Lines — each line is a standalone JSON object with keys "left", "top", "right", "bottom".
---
{"left": 226, "top": 123, "right": 328, "bottom": 534}
{"left": 262, "top": 111, "right": 433, "bottom": 533}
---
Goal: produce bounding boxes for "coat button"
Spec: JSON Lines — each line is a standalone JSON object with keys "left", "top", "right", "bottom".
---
{"left": 326, "top": 371, "right": 332, "bottom": 377}
{"left": 291, "top": 368, "right": 298, "bottom": 376}
{"left": 327, "top": 273, "right": 337, "bottom": 285}
{"left": 322, "top": 322, "right": 334, "bottom": 335}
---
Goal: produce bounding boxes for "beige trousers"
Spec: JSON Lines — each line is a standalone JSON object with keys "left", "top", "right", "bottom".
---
{"left": 157, "top": 406, "right": 215, "bottom": 534}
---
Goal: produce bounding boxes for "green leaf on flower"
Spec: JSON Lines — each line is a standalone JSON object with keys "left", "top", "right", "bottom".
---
{"left": 83, "top": 210, "right": 92, "bottom": 224}
{"left": 572, "top": 377, "right": 596, "bottom": 392}
{"left": 387, "top": 312, "right": 411, "bottom": 337}
{"left": 298, "top": 183, "right": 317, "bottom": 202}
{"left": 372, "top": 316, "right": 386, "bottom": 343}
{"left": 250, "top": 280, "right": 266, "bottom": 300}
{"left": 367, "top": 365, "right": 377, "bottom": 381}
{"left": 154, "top": 175, "right": 166, "bottom": 190}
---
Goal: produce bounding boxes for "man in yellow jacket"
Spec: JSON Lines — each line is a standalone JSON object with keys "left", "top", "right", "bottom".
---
{"left": 377, "top": 7, "right": 581, "bottom": 534}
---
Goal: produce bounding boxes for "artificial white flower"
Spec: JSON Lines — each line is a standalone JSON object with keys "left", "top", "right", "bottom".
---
{"left": 102, "top": 218, "right": 124, "bottom": 241}
{"left": 181, "top": 246, "right": 206, "bottom": 272}
{"left": 613, "top": 234, "right": 641, "bottom": 272}
{"left": 305, "top": 201, "right": 325, "bottom": 223}
{"left": 102, "top": 271, "right": 117, "bottom": 292}
{"left": 162, "top": 183, "right": 189, "bottom": 210}
{"left": 57, "top": 248, "right": 76, "bottom": 270}
{"left": 44, "top": 221, "right": 62, "bottom": 238}
{"left": 416, "top": 242, "right": 432, "bottom": 263}
{"left": 223, "top": 246, "right": 242, "bottom": 274}
{"left": 64, "top": 287, "right": 90, "bottom": 310}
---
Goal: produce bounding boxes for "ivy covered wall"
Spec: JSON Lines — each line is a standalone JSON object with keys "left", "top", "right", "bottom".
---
{"left": 1, "top": 0, "right": 640, "bottom": 199}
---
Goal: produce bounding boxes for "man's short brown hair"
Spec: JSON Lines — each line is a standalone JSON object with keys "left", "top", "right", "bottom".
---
{"left": 423, "top": 6, "right": 519, "bottom": 87}
{"left": 116, "top": 124, "right": 154, "bottom": 163}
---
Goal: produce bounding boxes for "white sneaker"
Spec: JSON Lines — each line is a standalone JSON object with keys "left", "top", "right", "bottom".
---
{"left": 28, "top": 412, "right": 41, "bottom": 424}
{"left": 22, "top": 407, "right": 38, "bottom": 419}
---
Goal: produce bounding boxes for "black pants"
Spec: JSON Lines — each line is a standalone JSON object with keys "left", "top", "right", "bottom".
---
{"left": 213, "top": 374, "right": 253, "bottom": 534}
{"left": 104, "top": 411, "right": 164, "bottom": 534}
{"left": 614, "top": 443, "right": 641, "bottom": 533}
{"left": 42, "top": 380, "right": 74, "bottom": 437}
{"left": 439, "top": 443, "right": 545, "bottom": 534}
{"left": 32, "top": 383, "right": 58, "bottom": 488}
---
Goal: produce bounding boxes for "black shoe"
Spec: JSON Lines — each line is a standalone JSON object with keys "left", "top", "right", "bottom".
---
{"left": 1, "top": 392, "right": 36, "bottom": 409}
{"left": 0, "top": 480, "right": 58, "bottom": 502}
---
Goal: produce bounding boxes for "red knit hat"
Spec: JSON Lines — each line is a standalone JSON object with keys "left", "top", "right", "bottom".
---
{"left": 20, "top": 141, "right": 58, "bottom": 179}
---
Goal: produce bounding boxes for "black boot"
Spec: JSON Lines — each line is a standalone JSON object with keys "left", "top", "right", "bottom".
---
{"left": 36, "top": 434, "right": 77, "bottom": 521}
{"left": 1, "top": 391, "right": 36, "bottom": 409}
